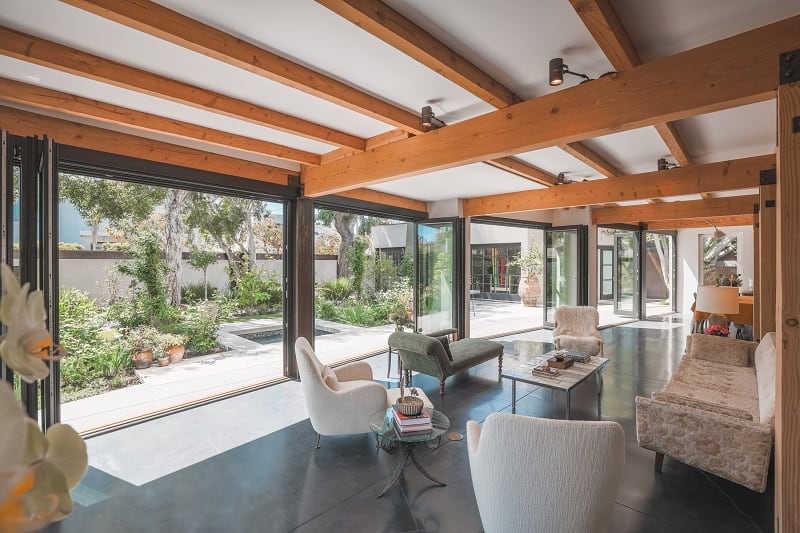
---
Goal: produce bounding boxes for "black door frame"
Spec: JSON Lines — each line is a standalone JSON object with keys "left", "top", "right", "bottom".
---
{"left": 544, "top": 224, "right": 588, "bottom": 326}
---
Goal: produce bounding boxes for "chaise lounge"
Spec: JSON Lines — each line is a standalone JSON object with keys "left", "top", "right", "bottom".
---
{"left": 388, "top": 331, "right": 504, "bottom": 396}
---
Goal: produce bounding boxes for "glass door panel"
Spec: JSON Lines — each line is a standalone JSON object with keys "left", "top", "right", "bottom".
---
{"left": 545, "top": 226, "right": 586, "bottom": 325}
{"left": 416, "top": 221, "right": 455, "bottom": 334}
{"left": 613, "top": 232, "right": 639, "bottom": 317}
{"left": 645, "top": 232, "right": 676, "bottom": 317}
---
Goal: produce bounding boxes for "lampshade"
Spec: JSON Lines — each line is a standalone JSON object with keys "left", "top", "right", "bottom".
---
{"left": 696, "top": 286, "right": 740, "bottom": 315}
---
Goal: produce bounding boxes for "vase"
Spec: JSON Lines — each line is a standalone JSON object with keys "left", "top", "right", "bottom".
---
{"left": 157, "top": 357, "right": 170, "bottom": 367}
{"left": 518, "top": 275, "right": 541, "bottom": 307}
{"left": 167, "top": 344, "right": 185, "bottom": 364}
{"left": 133, "top": 350, "right": 153, "bottom": 369}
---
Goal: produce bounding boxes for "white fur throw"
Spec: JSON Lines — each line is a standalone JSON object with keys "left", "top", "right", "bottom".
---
{"left": 553, "top": 306, "right": 603, "bottom": 356}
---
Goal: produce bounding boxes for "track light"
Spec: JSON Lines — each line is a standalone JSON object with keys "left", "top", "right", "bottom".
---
{"left": 657, "top": 157, "right": 678, "bottom": 171}
{"left": 421, "top": 106, "right": 445, "bottom": 131}
{"left": 549, "top": 57, "right": 591, "bottom": 86}
{"left": 702, "top": 218, "right": 726, "bottom": 239}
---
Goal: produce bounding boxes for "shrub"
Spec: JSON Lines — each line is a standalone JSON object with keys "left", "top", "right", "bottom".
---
{"left": 182, "top": 282, "right": 218, "bottom": 303}
{"left": 317, "top": 278, "right": 352, "bottom": 302}
{"left": 174, "top": 301, "right": 222, "bottom": 354}
{"left": 232, "top": 267, "right": 282, "bottom": 315}
{"left": 315, "top": 297, "right": 338, "bottom": 321}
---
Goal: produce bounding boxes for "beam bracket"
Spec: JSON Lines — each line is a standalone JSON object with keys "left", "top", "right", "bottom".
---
{"left": 765, "top": 200, "right": 776, "bottom": 208}
{"left": 793, "top": 116, "right": 800, "bottom": 133}
{"left": 780, "top": 49, "right": 800, "bottom": 84}
{"left": 760, "top": 169, "right": 777, "bottom": 186}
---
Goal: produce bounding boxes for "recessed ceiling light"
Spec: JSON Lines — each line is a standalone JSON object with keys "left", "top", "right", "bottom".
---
{"left": 24, "top": 75, "right": 41, "bottom": 83}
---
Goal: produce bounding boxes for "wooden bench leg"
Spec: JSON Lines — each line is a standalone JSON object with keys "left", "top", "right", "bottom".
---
{"left": 498, "top": 353, "right": 503, "bottom": 374}
{"left": 439, "top": 380, "right": 445, "bottom": 397}
{"left": 654, "top": 452, "right": 665, "bottom": 473}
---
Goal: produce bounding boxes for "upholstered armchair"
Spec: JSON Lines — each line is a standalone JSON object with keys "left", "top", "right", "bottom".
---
{"left": 553, "top": 305, "right": 604, "bottom": 356}
{"left": 294, "top": 337, "right": 387, "bottom": 448}
{"left": 467, "top": 413, "right": 625, "bottom": 533}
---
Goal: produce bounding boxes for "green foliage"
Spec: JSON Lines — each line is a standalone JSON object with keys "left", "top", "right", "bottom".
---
{"left": 509, "top": 241, "right": 543, "bottom": 277}
{"left": 232, "top": 266, "right": 282, "bottom": 315}
{"left": 188, "top": 247, "right": 218, "bottom": 272}
{"left": 366, "top": 253, "right": 397, "bottom": 293}
{"left": 181, "top": 282, "right": 219, "bottom": 303}
{"left": 348, "top": 236, "right": 367, "bottom": 296}
{"left": 314, "top": 278, "right": 412, "bottom": 328}
{"left": 317, "top": 278, "right": 352, "bottom": 302}
{"left": 58, "top": 288, "right": 133, "bottom": 397}
{"left": 398, "top": 252, "right": 413, "bottom": 278}
{"left": 173, "top": 302, "right": 222, "bottom": 354}
{"left": 60, "top": 174, "right": 166, "bottom": 227}
{"left": 58, "top": 242, "right": 84, "bottom": 251}
{"left": 115, "top": 230, "right": 174, "bottom": 328}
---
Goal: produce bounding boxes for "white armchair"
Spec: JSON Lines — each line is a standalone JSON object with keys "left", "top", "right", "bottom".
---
{"left": 467, "top": 413, "right": 624, "bottom": 533}
{"left": 553, "top": 305, "right": 604, "bottom": 356}
{"left": 295, "top": 337, "right": 387, "bottom": 448}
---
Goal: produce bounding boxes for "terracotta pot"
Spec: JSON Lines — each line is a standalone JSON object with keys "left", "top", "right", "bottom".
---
{"left": 166, "top": 344, "right": 185, "bottom": 364}
{"left": 157, "top": 357, "right": 170, "bottom": 367}
{"left": 133, "top": 350, "right": 153, "bottom": 369}
{"left": 518, "top": 275, "right": 541, "bottom": 307}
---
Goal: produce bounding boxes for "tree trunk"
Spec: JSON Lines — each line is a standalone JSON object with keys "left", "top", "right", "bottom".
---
{"left": 246, "top": 201, "right": 257, "bottom": 272}
{"left": 165, "top": 189, "right": 189, "bottom": 306}
{"left": 203, "top": 268, "right": 208, "bottom": 300}
{"left": 333, "top": 212, "right": 357, "bottom": 277}
{"left": 90, "top": 220, "right": 99, "bottom": 251}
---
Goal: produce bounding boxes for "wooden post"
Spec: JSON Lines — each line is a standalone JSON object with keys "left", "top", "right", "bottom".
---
{"left": 287, "top": 197, "right": 315, "bottom": 378}
{"left": 753, "top": 203, "right": 761, "bottom": 340}
{"left": 759, "top": 175, "right": 777, "bottom": 337}
{"left": 775, "top": 78, "right": 800, "bottom": 533}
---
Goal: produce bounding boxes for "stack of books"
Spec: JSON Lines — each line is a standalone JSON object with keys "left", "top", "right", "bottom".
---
{"left": 390, "top": 405, "right": 433, "bottom": 435}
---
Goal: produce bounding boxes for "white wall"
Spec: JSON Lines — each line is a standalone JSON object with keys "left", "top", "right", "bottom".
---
{"left": 676, "top": 225, "right": 754, "bottom": 314}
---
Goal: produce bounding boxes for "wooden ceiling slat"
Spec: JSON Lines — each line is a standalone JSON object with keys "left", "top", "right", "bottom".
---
{"left": 646, "top": 215, "right": 754, "bottom": 230}
{"left": 461, "top": 155, "right": 771, "bottom": 217}
{"left": 60, "top": 0, "right": 424, "bottom": 133}
{"left": 484, "top": 158, "right": 558, "bottom": 186}
{"left": 302, "top": 16, "right": 797, "bottom": 196}
{"left": 0, "top": 26, "right": 365, "bottom": 151}
{"left": 559, "top": 142, "right": 621, "bottom": 177}
{"left": 591, "top": 195, "right": 757, "bottom": 224}
{"left": 0, "top": 77, "right": 321, "bottom": 166}
{"left": 334, "top": 188, "right": 427, "bottom": 213}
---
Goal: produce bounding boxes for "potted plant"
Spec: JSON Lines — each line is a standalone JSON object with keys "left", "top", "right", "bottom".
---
{"left": 161, "top": 332, "right": 187, "bottom": 364}
{"left": 126, "top": 325, "right": 161, "bottom": 369}
{"left": 510, "top": 242, "right": 544, "bottom": 307}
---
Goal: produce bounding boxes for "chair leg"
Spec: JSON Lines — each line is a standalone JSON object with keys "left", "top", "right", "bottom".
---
{"left": 498, "top": 353, "right": 503, "bottom": 374}
{"left": 654, "top": 452, "right": 664, "bottom": 473}
{"left": 315, "top": 433, "right": 321, "bottom": 449}
{"left": 439, "top": 380, "right": 445, "bottom": 397}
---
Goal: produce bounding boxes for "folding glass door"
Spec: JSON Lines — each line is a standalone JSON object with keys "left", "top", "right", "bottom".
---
{"left": 416, "top": 219, "right": 458, "bottom": 334}
{"left": 644, "top": 231, "right": 677, "bottom": 317}
{"left": 613, "top": 231, "right": 640, "bottom": 317}
{"left": 544, "top": 225, "right": 587, "bottom": 325}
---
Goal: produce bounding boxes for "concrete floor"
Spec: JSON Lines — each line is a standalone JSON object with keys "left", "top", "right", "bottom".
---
{"left": 49, "top": 316, "right": 772, "bottom": 532}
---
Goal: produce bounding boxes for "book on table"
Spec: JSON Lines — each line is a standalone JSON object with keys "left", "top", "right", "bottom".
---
{"left": 391, "top": 405, "right": 432, "bottom": 426}
{"left": 392, "top": 417, "right": 432, "bottom": 436}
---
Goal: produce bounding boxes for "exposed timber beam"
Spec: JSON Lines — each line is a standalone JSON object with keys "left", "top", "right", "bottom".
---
{"left": 302, "top": 17, "right": 797, "bottom": 195}
{"left": 334, "top": 188, "right": 427, "bottom": 213}
{"left": 558, "top": 142, "right": 620, "bottom": 177}
{"left": 0, "top": 77, "right": 321, "bottom": 166}
{"left": 591, "top": 195, "right": 757, "bottom": 224}
{"left": 461, "top": 156, "right": 771, "bottom": 217}
{"left": 60, "top": 0, "right": 424, "bottom": 134}
{"left": 0, "top": 26, "right": 365, "bottom": 150}
{"left": 646, "top": 215, "right": 754, "bottom": 230}
{"left": 569, "top": 0, "right": 693, "bottom": 167}
{"left": 0, "top": 105, "right": 291, "bottom": 184}
{"left": 315, "top": 0, "right": 518, "bottom": 108}
{"left": 484, "top": 158, "right": 558, "bottom": 186}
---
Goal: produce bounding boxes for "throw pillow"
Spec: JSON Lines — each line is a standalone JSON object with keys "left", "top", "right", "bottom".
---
{"left": 755, "top": 332, "right": 776, "bottom": 424}
{"left": 689, "top": 333, "right": 754, "bottom": 367}
{"left": 435, "top": 336, "right": 453, "bottom": 361}
{"left": 321, "top": 365, "right": 339, "bottom": 390}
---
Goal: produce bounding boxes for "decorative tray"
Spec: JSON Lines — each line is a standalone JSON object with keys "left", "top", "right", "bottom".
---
{"left": 531, "top": 365, "right": 560, "bottom": 377}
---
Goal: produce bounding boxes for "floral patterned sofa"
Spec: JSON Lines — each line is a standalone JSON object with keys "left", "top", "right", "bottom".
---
{"left": 635, "top": 332, "right": 775, "bottom": 492}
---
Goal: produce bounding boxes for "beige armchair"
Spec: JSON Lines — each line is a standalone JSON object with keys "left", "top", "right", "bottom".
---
{"left": 467, "top": 413, "right": 625, "bottom": 533}
{"left": 295, "top": 337, "right": 387, "bottom": 448}
{"left": 553, "top": 305, "right": 604, "bottom": 356}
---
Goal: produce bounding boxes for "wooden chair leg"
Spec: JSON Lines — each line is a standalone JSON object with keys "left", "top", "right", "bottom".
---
{"left": 439, "top": 380, "right": 445, "bottom": 397}
{"left": 498, "top": 353, "right": 503, "bottom": 374}
{"left": 654, "top": 452, "right": 664, "bottom": 473}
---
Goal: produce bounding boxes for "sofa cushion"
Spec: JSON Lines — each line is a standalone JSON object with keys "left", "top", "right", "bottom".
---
{"left": 651, "top": 392, "right": 753, "bottom": 421}
{"left": 434, "top": 336, "right": 454, "bottom": 361}
{"left": 755, "top": 332, "right": 776, "bottom": 424}
{"left": 688, "top": 333, "right": 755, "bottom": 367}
{"left": 449, "top": 338, "right": 503, "bottom": 373}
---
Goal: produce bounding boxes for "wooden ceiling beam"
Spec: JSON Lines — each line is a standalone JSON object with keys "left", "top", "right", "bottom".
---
{"left": 302, "top": 16, "right": 797, "bottom": 196}
{"left": 461, "top": 155, "right": 771, "bottom": 217}
{"left": 315, "top": 0, "right": 518, "bottom": 108}
{"left": 646, "top": 214, "right": 754, "bottom": 230}
{"left": 558, "top": 142, "right": 621, "bottom": 177}
{"left": 569, "top": 0, "right": 693, "bottom": 168}
{"left": 60, "top": 0, "right": 424, "bottom": 134}
{"left": 0, "top": 105, "right": 291, "bottom": 184}
{"left": 484, "top": 158, "right": 558, "bottom": 186}
{"left": 591, "top": 195, "right": 757, "bottom": 224}
{"left": 0, "top": 77, "right": 321, "bottom": 166}
{"left": 334, "top": 188, "right": 427, "bottom": 213}
{"left": 0, "top": 26, "right": 365, "bottom": 151}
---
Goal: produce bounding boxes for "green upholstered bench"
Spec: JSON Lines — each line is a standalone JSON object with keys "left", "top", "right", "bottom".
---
{"left": 387, "top": 331, "right": 504, "bottom": 396}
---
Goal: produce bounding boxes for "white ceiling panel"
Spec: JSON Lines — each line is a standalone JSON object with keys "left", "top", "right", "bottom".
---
{"left": 514, "top": 147, "right": 603, "bottom": 181}
{"left": 581, "top": 127, "right": 670, "bottom": 175}
{"left": 672, "top": 101, "right": 777, "bottom": 164}
{"left": 660, "top": 194, "right": 705, "bottom": 203}
{"left": 715, "top": 189, "right": 759, "bottom": 198}
{"left": 0, "top": 56, "right": 338, "bottom": 155}
{"left": 368, "top": 163, "right": 544, "bottom": 202}
{"left": 614, "top": 0, "right": 800, "bottom": 62}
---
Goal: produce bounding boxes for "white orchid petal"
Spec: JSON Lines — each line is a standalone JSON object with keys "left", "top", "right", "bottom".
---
{"left": 0, "top": 382, "right": 27, "bottom": 471}
{"left": 27, "top": 459, "right": 72, "bottom": 521}
{"left": 21, "top": 419, "right": 47, "bottom": 466}
{"left": 0, "top": 340, "right": 50, "bottom": 383}
{"left": 43, "top": 424, "right": 88, "bottom": 490}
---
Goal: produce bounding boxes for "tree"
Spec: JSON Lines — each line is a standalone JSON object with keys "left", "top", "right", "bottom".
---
{"left": 316, "top": 210, "right": 358, "bottom": 277}
{"left": 188, "top": 247, "right": 218, "bottom": 300}
{"left": 59, "top": 174, "right": 166, "bottom": 250}
{"left": 164, "top": 189, "right": 190, "bottom": 305}
{"left": 253, "top": 212, "right": 283, "bottom": 257}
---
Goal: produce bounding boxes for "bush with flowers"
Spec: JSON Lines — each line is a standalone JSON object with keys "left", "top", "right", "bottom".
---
{"left": 0, "top": 264, "right": 88, "bottom": 530}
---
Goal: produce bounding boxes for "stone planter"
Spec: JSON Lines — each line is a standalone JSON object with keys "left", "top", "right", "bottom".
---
{"left": 166, "top": 344, "right": 185, "bottom": 364}
{"left": 133, "top": 350, "right": 153, "bottom": 369}
{"left": 157, "top": 356, "right": 170, "bottom": 367}
{"left": 518, "top": 275, "right": 541, "bottom": 307}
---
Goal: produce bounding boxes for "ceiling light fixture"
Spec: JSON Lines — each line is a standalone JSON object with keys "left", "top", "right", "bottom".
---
{"left": 420, "top": 106, "right": 445, "bottom": 131}
{"left": 549, "top": 57, "right": 592, "bottom": 86}
{"left": 657, "top": 157, "right": 679, "bottom": 171}
{"left": 702, "top": 218, "right": 726, "bottom": 239}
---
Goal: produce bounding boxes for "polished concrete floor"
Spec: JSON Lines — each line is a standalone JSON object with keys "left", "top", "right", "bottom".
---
{"left": 48, "top": 317, "right": 773, "bottom": 532}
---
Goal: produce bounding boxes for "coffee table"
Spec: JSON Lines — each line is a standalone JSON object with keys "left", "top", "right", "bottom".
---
{"left": 369, "top": 408, "right": 450, "bottom": 498}
{"left": 501, "top": 353, "right": 609, "bottom": 419}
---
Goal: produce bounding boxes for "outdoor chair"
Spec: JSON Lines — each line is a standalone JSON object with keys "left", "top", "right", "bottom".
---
{"left": 467, "top": 413, "right": 625, "bottom": 533}
{"left": 553, "top": 305, "right": 604, "bottom": 356}
{"left": 295, "top": 337, "right": 387, "bottom": 448}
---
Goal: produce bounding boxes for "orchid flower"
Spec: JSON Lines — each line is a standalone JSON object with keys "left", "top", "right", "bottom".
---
{"left": 0, "top": 264, "right": 62, "bottom": 383}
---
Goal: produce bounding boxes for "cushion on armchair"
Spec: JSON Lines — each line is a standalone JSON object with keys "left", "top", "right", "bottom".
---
{"left": 688, "top": 333, "right": 755, "bottom": 367}
{"left": 755, "top": 332, "right": 776, "bottom": 424}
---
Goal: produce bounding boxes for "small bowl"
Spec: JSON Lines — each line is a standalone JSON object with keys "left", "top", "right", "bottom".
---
{"left": 396, "top": 396, "right": 424, "bottom": 416}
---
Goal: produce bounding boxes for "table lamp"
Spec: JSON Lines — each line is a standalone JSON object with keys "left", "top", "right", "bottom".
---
{"left": 696, "top": 286, "right": 740, "bottom": 324}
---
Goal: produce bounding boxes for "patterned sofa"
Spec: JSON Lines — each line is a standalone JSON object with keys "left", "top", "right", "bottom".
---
{"left": 635, "top": 332, "right": 775, "bottom": 492}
